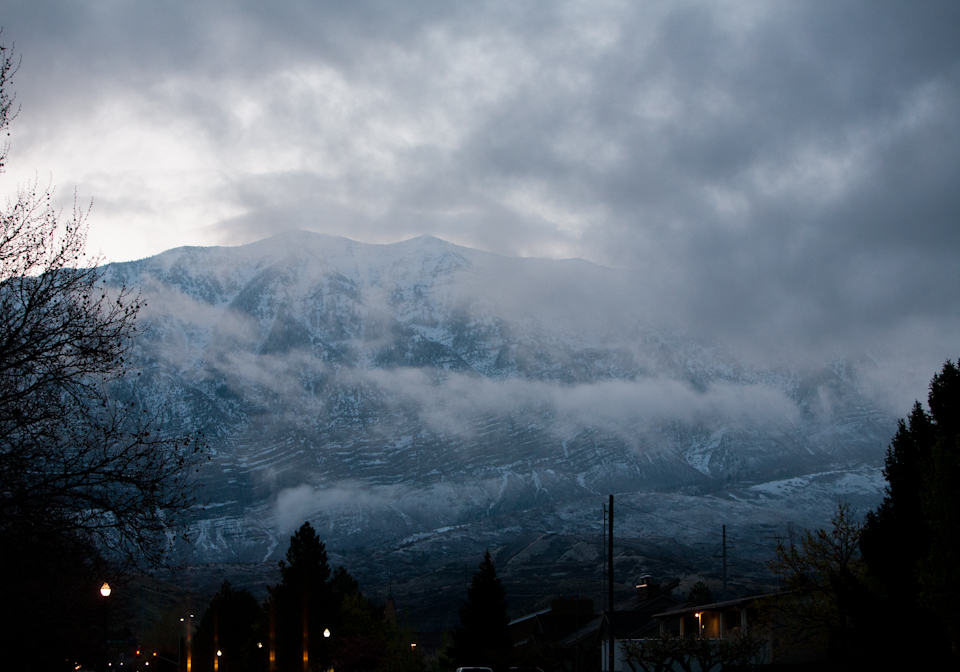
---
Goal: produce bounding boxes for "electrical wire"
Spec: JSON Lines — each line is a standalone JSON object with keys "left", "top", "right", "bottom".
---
{"left": 616, "top": 501, "right": 772, "bottom": 549}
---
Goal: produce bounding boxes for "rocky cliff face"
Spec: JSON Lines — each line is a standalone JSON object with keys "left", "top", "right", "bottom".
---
{"left": 103, "top": 231, "right": 892, "bottom": 564}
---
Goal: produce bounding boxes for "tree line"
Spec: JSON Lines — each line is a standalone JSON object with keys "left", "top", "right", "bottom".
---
{"left": 188, "top": 522, "right": 422, "bottom": 672}
{"left": 187, "top": 530, "right": 539, "bottom": 672}
{"left": 762, "top": 360, "right": 960, "bottom": 668}
{"left": 192, "top": 522, "right": 524, "bottom": 672}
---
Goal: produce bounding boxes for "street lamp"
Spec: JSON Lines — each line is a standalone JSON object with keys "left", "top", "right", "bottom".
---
{"left": 323, "top": 629, "right": 330, "bottom": 639}
{"left": 695, "top": 613, "right": 703, "bottom": 639}
{"left": 101, "top": 583, "right": 112, "bottom": 672}
{"left": 183, "top": 613, "right": 194, "bottom": 672}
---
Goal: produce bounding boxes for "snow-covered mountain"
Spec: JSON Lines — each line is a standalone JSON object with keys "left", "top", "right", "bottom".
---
{"left": 104, "top": 231, "right": 893, "bottom": 567}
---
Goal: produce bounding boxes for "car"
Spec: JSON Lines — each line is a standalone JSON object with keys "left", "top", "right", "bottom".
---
{"left": 454, "top": 667, "right": 493, "bottom": 672}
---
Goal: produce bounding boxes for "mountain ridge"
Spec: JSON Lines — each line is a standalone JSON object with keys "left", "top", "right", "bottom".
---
{"left": 102, "top": 231, "right": 892, "bottom": 567}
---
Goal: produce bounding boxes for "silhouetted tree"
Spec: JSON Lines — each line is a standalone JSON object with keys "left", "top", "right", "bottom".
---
{"left": 0, "top": 36, "right": 200, "bottom": 672}
{"left": 918, "top": 361, "right": 960, "bottom": 654}
{"left": 0, "top": 527, "right": 105, "bottom": 670}
{"left": 622, "top": 630, "right": 766, "bottom": 672}
{"left": 268, "top": 522, "right": 336, "bottom": 671}
{"left": 860, "top": 360, "right": 959, "bottom": 661}
{"left": 687, "top": 581, "right": 713, "bottom": 606}
{"left": 193, "top": 581, "right": 264, "bottom": 672}
{"left": 444, "top": 550, "right": 512, "bottom": 668}
{"left": 770, "top": 503, "right": 878, "bottom": 665}
{"left": 267, "top": 522, "right": 421, "bottom": 672}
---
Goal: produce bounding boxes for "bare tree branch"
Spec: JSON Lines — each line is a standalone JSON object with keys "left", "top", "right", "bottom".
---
{"left": 0, "top": 42, "right": 201, "bottom": 568}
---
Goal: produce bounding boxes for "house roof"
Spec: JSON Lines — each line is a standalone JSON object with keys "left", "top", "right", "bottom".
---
{"left": 594, "top": 582, "right": 686, "bottom": 642}
{"left": 509, "top": 578, "right": 684, "bottom": 648}
{"left": 509, "top": 607, "right": 552, "bottom": 627}
{"left": 614, "top": 579, "right": 682, "bottom": 612}
{"left": 511, "top": 608, "right": 599, "bottom": 646}
{"left": 653, "top": 594, "right": 774, "bottom": 619}
{"left": 560, "top": 615, "right": 604, "bottom": 647}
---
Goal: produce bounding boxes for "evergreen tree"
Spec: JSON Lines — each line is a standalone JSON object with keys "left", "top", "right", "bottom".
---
{"left": 859, "top": 403, "right": 934, "bottom": 615}
{"left": 687, "top": 581, "right": 713, "bottom": 606}
{"left": 268, "top": 522, "right": 335, "bottom": 671}
{"left": 919, "top": 361, "right": 960, "bottom": 654}
{"left": 267, "top": 522, "right": 407, "bottom": 672}
{"left": 331, "top": 565, "right": 360, "bottom": 602}
{"left": 193, "top": 581, "right": 264, "bottom": 672}
{"left": 860, "top": 360, "right": 959, "bottom": 661}
{"left": 445, "top": 550, "right": 512, "bottom": 668}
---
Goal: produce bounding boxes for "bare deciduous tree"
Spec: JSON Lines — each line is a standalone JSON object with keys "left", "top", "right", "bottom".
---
{"left": 768, "top": 502, "right": 868, "bottom": 661}
{"left": 622, "top": 630, "right": 766, "bottom": 672}
{"left": 0, "top": 40, "right": 200, "bottom": 567}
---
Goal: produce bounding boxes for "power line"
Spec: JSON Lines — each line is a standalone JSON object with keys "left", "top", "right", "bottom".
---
{"left": 616, "top": 502, "right": 772, "bottom": 549}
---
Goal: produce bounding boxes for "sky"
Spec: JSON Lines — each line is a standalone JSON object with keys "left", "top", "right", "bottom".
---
{"left": 1, "top": 0, "right": 959, "bottom": 407}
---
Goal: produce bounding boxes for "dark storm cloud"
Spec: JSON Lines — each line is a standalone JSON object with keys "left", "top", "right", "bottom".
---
{"left": 1, "top": 0, "right": 959, "bottom": 400}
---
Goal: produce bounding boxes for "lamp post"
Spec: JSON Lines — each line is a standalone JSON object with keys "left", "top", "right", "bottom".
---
{"left": 181, "top": 613, "right": 193, "bottom": 672}
{"left": 100, "top": 583, "right": 112, "bottom": 672}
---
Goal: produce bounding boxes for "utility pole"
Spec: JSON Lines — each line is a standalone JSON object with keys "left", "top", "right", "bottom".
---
{"left": 608, "top": 494, "right": 614, "bottom": 672}
{"left": 722, "top": 524, "right": 727, "bottom": 601}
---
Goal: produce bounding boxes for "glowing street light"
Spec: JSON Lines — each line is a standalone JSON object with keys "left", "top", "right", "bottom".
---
{"left": 323, "top": 629, "right": 330, "bottom": 638}
{"left": 100, "top": 582, "right": 112, "bottom": 672}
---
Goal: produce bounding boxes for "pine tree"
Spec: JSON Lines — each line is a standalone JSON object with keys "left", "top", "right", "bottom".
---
{"left": 268, "top": 522, "right": 335, "bottom": 671}
{"left": 860, "top": 402, "right": 934, "bottom": 607}
{"left": 445, "top": 550, "right": 512, "bottom": 668}
{"left": 860, "top": 360, "right": 960, "bottom": 661}
{"left": 193, "top": 581, "right": 264, "bottom": 672}
{"left": 687, "top": 581, "right": 713, "bottom": 606}
{"left": 918, "top": 361, "right": 960, "bottom": 654}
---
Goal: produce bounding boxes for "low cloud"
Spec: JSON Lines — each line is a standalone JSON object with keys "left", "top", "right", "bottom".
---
{"left": 366, "top": 367, "right": 799, "bottom": 440}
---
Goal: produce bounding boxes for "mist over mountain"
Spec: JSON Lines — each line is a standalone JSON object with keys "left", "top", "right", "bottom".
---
{"left": 104, "top": 231, "right": 892, "bottom": 573}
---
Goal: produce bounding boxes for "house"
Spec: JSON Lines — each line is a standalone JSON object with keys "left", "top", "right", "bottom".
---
{"left": 508, "top": 576, "right": 687, "bottom": 672}
{"left": 653, "top": 594, "right": 763, "bottom": 640}
{"left": 509, "top": 596, "right": 596, "bottom": 647}
{"left": 594, "top": 576, "right": 686, "bottom": 672}
{"left": 608, "top": 591, "right": 852, "bottom": 671}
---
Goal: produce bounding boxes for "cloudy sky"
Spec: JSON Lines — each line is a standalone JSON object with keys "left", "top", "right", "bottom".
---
{"left": 1, "top": 0, "right": 958, "bottom": 402}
